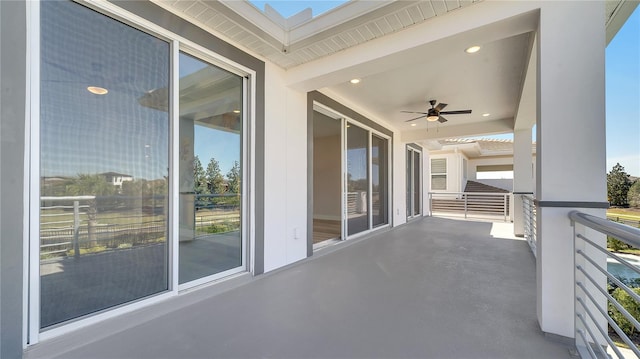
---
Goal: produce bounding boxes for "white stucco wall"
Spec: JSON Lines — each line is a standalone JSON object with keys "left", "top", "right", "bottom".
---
{"left": 263, "top": 62, "right": 308, "bottom": 272}
{"left": 428, "top": 153, "right": 463, "bottom": 193}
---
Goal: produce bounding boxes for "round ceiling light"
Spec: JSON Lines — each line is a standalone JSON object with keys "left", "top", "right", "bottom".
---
{"left": 87, "top": 86, "right": 108, "bottom": 95}
{"left": 482, "top": 113, "right": 490, "bottom": 117}
{"left": 350, "top": 78, "right": 361, "bottom": 84}
{"left": 465, "top": 46, "right": 481, "bottom": 54}
{"left": 233, "top": 109, "right": 241, "bottom": 114}
{"left": 411, "top": 123, "right": 417, "bottom": 127}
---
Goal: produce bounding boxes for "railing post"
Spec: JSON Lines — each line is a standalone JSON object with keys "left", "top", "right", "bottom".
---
{"left": 503, "top": 194, "right": 507, "bottom": 222}
{"left": 73, "top": 200, "right": 80, "bottom": 258}
{"left": 572, "top": 217, "right": 588, "bottom": 357}
{"left": 464, "top": 194, "right": 467, "bottom": 219}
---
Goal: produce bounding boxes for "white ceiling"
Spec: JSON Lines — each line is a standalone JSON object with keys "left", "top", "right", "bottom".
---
{"left": 152, "top": 0, "right": 636, "bottom": 142}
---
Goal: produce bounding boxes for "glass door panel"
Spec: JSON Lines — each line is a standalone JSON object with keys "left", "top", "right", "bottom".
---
{"left": 413, "top": 151, "right": 421, "bottom": 216}
{"left": 178, "top": 52, "right": 243, "bottom": 284}
{"left": 407, "top": 148, "right": 422, "bottom": 219}
{"left": 346, "top": 123, "right": 370, "bottom": 236}
{"left": 407, "top": 149, "right": 412, "bottom": 217}
{"left": 372, "top": 135, "right": 388, "bottom": 227}
{"left": 39, "top": 0, "right": 170, "bottom": 328}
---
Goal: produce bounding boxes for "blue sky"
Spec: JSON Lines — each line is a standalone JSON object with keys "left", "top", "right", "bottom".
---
{"left": 249, "top": 0, "right": 347, "bottom": 17}
{"left": 606, "top": 6, "right": 640, "bottom": 176}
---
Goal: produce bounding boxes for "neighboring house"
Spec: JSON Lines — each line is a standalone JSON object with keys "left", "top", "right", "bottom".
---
{"left": 1, "top": 0, "right": 636, "bottom": 357}
{"left": 101, "top": 172, "right": 133, "bottom": 190}
{"left": 426, "top": 138, "right": 537, "bottom": 195}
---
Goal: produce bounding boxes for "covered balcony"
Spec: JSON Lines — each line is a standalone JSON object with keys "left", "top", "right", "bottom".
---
{"left": 25, "top": 217, "right": 574, "bottom": 358}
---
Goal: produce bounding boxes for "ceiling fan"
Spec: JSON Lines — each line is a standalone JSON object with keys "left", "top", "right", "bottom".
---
{"left": 402, "top": 99, "right": 472, "bottom": 123}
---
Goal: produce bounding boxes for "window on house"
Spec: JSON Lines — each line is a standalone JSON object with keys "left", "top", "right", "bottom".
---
{"left": 431, "top": 158, "right": 447, "bottom": 190}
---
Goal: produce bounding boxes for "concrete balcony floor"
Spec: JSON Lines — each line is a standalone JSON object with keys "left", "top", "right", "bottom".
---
{"left": 26, "top": 217, "right": 574, "bottom": 359}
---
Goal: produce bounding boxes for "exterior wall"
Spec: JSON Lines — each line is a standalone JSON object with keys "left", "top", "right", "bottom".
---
{"left": 392, "top": 135, "right": 408, "bottom": 224}
{"left": 428, "top": 153, "right": 462, "bottom": 193}
{"left": 263, "top": 62, "right": 308, "bottom": 272}
{"left": 1, "top": 1, "right": 27, "bottom": 356}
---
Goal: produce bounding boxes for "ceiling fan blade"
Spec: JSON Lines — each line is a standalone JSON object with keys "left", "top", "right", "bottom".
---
{"left": 439, "top": 110, "right": 472, "bottom": 115}
{"left": 435, "top": 103, "right": 448, "bottom": 111}
{"left": 438, "top": 116, "right": 448, "bottom": 123}
{"left": 405, "top": 114, "right": 428, "bottom": 122}
{"left": 401, "top": 111, "right": 428, "bottom": 115}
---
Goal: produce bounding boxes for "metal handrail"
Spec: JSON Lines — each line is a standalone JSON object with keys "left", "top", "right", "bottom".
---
{"left": 522, "top": 195, "right": 536, "bottom": 256}
{"left": 429, "top": 191, "right": 511, "bottom": 222}
{"left": 570, "top": 211, "right": 640, "bottom": 248}
{"left": 569, "top": 210, "right": 640, "bottom": 358}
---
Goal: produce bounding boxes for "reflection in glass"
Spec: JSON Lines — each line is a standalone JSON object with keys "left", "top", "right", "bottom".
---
{"left": 39, "top": 1, "right": 169, "bottom": 328}
{"left": 347, "top": 123, "right": 369, "bottom": 236}
{"left": 372, "top": 135, "right": 388, "bottom": 227}
{"left": 178, "top": 52, "right": 243, "bottom": 284}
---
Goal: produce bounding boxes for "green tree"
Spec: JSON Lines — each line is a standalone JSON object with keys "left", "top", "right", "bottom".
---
{"left": 607, "top": 163, "right": 632, "bottom": 207}
{"left": 193, "top": 155, "right": 207, "bottom": 194}
{"left": 628, "top": 180, "right": 640, "bottom": 208}
{"left": 609, "top": 287, "right": 640, "bottom": 337}
{"left": 206, "top": 158, "right": 226, "bottom": 194}
{"left": 226, "top": 161, "right": 241, "bottom": 194}
{"left": 65, "top": 174, "right": 115, "bottom": 196}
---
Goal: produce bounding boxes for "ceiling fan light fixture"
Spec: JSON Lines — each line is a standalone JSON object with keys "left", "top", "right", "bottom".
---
{"left": 465, "top": 45, "right": 481, "bottom": 54}
{"left": 427, "top": 115, "right": 439, "bottom": 122}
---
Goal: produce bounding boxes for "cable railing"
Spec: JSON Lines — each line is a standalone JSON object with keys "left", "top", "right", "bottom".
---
{"left": 522, "top": 195, "right": 537, "bottom": 256}
{"left": 428, "top": 192, "right": 511, "bottom": 222}
{"left": 570, "top": 211, "right": 640, "bottom": 358}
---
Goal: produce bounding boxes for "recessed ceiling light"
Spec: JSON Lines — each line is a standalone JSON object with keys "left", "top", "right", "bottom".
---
{"left": 233, "top": 109, "right": 241, "bottom": 114}
{"left": 411, "top": 123, "right": 417, "bottom": 126}
{"left": 465, "top": 46, "right": 481, "bottom": 54}
{"left": 87, "top": 86, "right": 108, "bottom": 95}
{"left": 482, "top": 113, "right": 490, "bottom": 117}
{"left": 350, "top": 78, "right": 361, "bottom": 84}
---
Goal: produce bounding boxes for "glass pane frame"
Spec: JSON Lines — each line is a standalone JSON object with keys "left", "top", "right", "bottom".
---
{"left": 27, "top": 0, "right": 256, "bottom": 344}
{"left": 406, "top": 147, "right": 423, "bottom": 220}
{"left": 342, "top": 119, "right": 392, "bottom": 239}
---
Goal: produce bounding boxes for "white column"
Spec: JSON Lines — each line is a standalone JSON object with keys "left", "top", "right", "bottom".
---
{"left": 513, "top": 128, "right": 533, "bottom": 236}
{"left": 536, "top": 2, "right": 607, "bottom": 338}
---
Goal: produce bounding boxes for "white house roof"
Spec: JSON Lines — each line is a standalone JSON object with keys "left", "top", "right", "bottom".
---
{"left": 432, "top": 138, "right": 536, "bottom": 158}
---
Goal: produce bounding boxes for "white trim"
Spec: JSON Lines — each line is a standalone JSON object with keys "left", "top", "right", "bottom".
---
{"left": 170, "top": 40, "right": 180, "bottom": 292}
{"left": 26, "top": 0, "right": 41, "bottom": 345}
{"left": 178, "top": 266, "right": 246, "bottom": 292}
{"left": 38, "top": 291, "right": 175, "bottom": 341}
{"left": 247, "top": 74, "right": 256, "bottom": 275}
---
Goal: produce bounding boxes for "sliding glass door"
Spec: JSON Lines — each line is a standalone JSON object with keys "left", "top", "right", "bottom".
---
{"left": 406, "top": 147, "right": 422, "bottom": 219}
{"left": 39, "top": 0, "right": 171, "bottom": 328}
{"left": 35, "top": 0, "right": 250, "bottom": 334}
{"left": 344, "top": 121, "right": 390, "bottom": 237}
{"left": 372, "top": 135, "right": 389, "bottom": 228}
{"left": 346, "top": 123, "right": 370, "bottom": 236}
{"left": 178, "top": 52, "right": 244, "bottom": 285}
